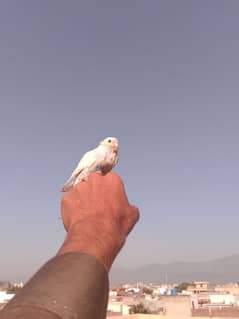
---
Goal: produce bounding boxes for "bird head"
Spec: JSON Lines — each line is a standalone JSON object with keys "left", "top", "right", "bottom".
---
{"left": 100, "top": 137, "right": 119, "bottom": 153}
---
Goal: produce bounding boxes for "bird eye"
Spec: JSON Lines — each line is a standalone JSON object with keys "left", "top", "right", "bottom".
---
{"left": 108, "top": 139, "right": 111, "bottom": 143}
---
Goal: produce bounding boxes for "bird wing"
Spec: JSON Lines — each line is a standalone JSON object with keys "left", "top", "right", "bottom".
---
{"left": 71, "top": 148, "right": 100, "bottom": 177}
{"left": 61, "top": 147, "right": 103, "bottom": 191}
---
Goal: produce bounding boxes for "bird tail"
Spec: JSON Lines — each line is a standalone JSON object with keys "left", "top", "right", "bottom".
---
{"left": 60, "top": 175, "right": 76, "bottom": 192}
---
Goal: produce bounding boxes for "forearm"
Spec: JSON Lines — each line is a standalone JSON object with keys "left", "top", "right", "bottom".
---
{"left": 1, "top": 252, "right": 109, "bottom": 319}
{"left": 1, "top": 173, "right": 139, "bottom": 319}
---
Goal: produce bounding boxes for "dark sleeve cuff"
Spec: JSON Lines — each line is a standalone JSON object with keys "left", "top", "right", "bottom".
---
{"left": 1, "top": 252, "right": 109, "bottom": 319}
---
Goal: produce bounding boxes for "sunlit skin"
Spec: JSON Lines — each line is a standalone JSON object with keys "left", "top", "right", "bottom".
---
{"left": 58, "top": 172, "right": 139, "bottom": 271}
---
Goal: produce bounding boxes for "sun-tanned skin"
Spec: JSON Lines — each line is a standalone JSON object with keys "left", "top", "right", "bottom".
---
{"left": 58, "top": 172, "right": 139, "bottom": 270}
{"left": 2, "top": 172, "right": 139, "bottom": 319}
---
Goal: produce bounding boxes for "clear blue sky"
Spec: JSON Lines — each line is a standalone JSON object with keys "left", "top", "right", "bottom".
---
{"left": 1, "top": 1, "right": 239, "bottom": 282}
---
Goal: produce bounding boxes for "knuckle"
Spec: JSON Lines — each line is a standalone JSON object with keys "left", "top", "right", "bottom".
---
{"left": 61, "top": 194, "right": 69, "bottom": 206}
{"left": 107, "top": 172, "right": 124, "bottom": 185}
{"left": 61, "top": 193, "right": 73, "bottom": 210}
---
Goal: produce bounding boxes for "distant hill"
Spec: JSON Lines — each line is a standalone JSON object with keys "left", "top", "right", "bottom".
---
{"left": 110, "top": 255, "right": 239, "bottom": 285}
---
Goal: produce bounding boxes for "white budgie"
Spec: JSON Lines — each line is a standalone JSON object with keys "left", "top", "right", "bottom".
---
{"left": 61, "top": 137, "right": 119, "bottom": 192}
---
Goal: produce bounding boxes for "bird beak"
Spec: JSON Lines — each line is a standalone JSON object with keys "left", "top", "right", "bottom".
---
{"left": 112, "top": 143, "right": 118, "bottom": 153}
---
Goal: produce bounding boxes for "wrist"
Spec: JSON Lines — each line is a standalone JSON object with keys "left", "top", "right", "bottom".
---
{"left": 57, "top": 220, "right": 125, "bottom": 271}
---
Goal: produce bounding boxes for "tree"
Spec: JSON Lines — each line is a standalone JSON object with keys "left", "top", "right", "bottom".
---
{"left": 142, "top": 287, "right": 153, "bottom": 295}
{"left": 7, "top": 286, "right": 22, "bottom": 294}
{"left": 117, "top": 287, "right": 126, "bottom": 296}
{"left": 129, "top": 303, "right": 151, "bottom": 314}
{"left": 175, "top": 282, "right": 192, "bottom": 293}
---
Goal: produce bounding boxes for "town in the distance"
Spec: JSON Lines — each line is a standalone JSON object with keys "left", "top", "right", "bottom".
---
{"left": 1, "top": 280, "right": 239, "bottom": 318}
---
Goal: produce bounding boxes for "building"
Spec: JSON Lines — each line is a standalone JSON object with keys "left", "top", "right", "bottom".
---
{"left": 107, "top": 301, "right": 130, "bottom": 316}
{"left": 187, "top": 281, "right": 209, "bottom": 294}
{"left": 0, "top": 291, "right": 15, "bottom": 310}
{"left": 191, "top": 292, "right": 239, "bottom": 317}
{"left": 215, "top": 283, "right": 239, "bottom": 295}
{"left": 0, "top": 282, "right": 11, "bottom": 291}
{"left": 109, "top": 290, "right": 118, "bottom": 297}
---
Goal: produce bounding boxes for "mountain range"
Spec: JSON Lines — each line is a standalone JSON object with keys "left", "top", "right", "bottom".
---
{"left": 110, "top": 255, "right": 239, "bottom": 285}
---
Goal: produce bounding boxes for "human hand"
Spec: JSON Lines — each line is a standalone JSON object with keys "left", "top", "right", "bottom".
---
{"left": 58, "top": 172, "right": 139, "bottom": 271}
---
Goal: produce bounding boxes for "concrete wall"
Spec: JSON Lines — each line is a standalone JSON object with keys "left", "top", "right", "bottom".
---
{"left": 191, "top": 307, "right": 239, "bottom": 317}
{"left": 108, "top": 315, "right": 161, "bottom": 319}
{"left": 162, "top": 295, "right": 190, "bottom": 317}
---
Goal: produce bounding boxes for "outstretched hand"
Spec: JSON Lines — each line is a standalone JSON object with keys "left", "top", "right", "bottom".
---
{"left": 58, "top": 172, "right": 139, "bottom": 271}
